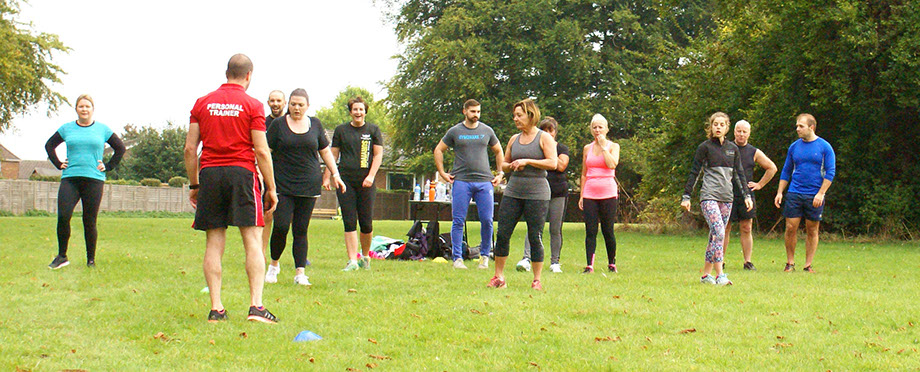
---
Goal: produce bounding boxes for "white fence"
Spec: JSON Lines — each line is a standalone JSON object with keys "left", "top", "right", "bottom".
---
{"left": 0, "top": 179, "right": 194, "bottom": 214}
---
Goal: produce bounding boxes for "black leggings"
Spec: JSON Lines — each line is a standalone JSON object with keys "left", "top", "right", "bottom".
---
{"left": 57, "top": 177, "right": 104, "bottom": 260}
{"left": 270, "top": 195, "right": 317, "bottom": 268}
{"left": 494, "top": 196, "right": 548, "bottom": 262}
{"left": 336, "top": 177, "right": 375, "bottom": 233}
{"left": 583, "top": 197, "right": 618, "bottom": 266}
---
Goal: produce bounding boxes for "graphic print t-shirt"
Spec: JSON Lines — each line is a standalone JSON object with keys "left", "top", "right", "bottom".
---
{"left": 189, "top": 83, "right": 266, "bottom": 172}
{"left": 441, "top": 122, "right": 500, "bottom": 183}
{"left": 331, "top": 122, "right": 383, "bottom": 180}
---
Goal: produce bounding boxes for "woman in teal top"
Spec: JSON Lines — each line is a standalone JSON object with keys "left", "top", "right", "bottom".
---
{"left": 44, "top": 94, "right": 125, "bottom": 269}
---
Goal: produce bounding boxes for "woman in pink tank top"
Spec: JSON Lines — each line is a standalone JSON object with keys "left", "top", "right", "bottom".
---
{"left": 578, "top": 114, "right": 620, "bottom": 273}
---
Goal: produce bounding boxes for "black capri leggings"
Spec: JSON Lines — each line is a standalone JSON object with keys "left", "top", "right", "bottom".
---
{"left": 493, "top": 196, "right": 549, "bottom": 262}
{"left": 57, "top": 177, "right": 104, "bottom": 260}
{"left": 270, "top": 194, "right": 317, "bottom": 268}
{"left": 583, "top": 197, "right": 618, "bottom": 266}
{"left": 336, "top": 176, "right": 375, "bottom": 233}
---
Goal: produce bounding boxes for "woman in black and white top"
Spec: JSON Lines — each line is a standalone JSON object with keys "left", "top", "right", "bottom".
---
{"left": 264, "top": 89, "right": 345, "bottom": 286}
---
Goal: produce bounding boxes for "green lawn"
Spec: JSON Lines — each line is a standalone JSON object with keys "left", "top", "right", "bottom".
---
{"left": 2, "top": 217, "right": 918, "bottom": 370}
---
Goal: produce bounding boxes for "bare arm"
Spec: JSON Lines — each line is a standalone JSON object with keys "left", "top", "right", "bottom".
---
{"left": 510, "top": 134, "right": 557, "bottom": 171}
{"left": 751, "top": 149, "right": 777, "bottom": 190}
{"left": 774, "top": 179, "right": 789, "bottom": 208}
{"left": 434, "top": 140, "right": 454, "bottom": 183}
{"left": 556, "top": 153, "right": 569, "bottom": 172}
{"left": 602, "top": 142, "right": 619, "bottom": 169}
{"left": 491, "top": 142, "right": 505, "bottom": 186}
{"left": 252, "top": 129, "right": 277, "bottom": 214}
{"left": 183, "top": 123, "right": 202, "bottom": 208}
{"left": 501, "top": 136, "right": 516, "bottom": 174}
{"left": 323, "top": 147, "right": 340, "bottom": 184}
{"left": 579, "top": 145, "right": 588, "bottom": 210}
{"left": 319, "top": 147, "right": 346, "bottom": 192}
{"left": 813, "top": 179, "right": 833, "bottom": 207}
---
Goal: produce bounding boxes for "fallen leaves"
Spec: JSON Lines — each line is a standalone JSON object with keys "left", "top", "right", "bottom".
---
{"left": 368, "top": 338, "right": 378, "bottom": 344}
{"left": 470, "top": 309, "right": 483, "bottom": 315}
{"left": 678, "top": 328, "right": 697, "bottom": 334}
{"left": 369, "top": 354, "right": 392, "bottom": 360}
{"left": 595, "top": 336, "right": 621, "bottom": 342}
{"left": 366, "top": 363, "right": 378, "bottom": 368}
{"left": 208, "top": 340, "right": 215, "bottom": 345}
{"left": 153, "top": 332, "right": 170, "bottom": 342}
{"left": 238, "top": 332, "right": 248, "bottom": 339}
{"left": 348, "top": 288, "right": 357, "bottom": 293}
{"left": 529, "top": 361, "right": 540, "bottom": 369}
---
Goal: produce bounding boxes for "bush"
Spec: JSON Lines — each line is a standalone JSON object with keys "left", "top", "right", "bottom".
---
{"left": 140, "top": 178, "right": 162, "bottom": 187}
{"left": 22, "top": 209, "right": 53, "bottom": 217}
{"left": 29, "top": 174, "right": 60, "bottom": 182}
{"left": 0, "top": 210, "right": 15, "bottom": 217}
{"left": 105, "top": 179, "right": 141, "bottom": 186}
{"left": 168, "top": 176, "right": 188, "bottom": 188}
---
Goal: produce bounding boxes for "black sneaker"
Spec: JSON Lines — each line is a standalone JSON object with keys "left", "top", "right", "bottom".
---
{"left": 247, "top": 306, "right": 278, "bottom": 324}
{"left": 208, "top": 309, "right": 228, "bottom": 323}
{"left": 784, "top": 263, "right": 795, "bottom": 272}
{"left": 743, "top": 262, "right": 756, "bottom": 271}
{"left": 49, "top": 255, "right": 70, "bottom": 269}
{"left": 87, "top": 260, "right": 96, "bottom": 268}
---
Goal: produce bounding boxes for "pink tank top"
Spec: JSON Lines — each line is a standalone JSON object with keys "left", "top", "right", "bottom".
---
{"left": 582, "top": 141, "right": 617, "bottom": 199}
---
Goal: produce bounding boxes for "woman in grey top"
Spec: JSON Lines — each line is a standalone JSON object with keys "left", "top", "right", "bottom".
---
{"left": 488, "top": 99, "right": 558, "bottom": 290}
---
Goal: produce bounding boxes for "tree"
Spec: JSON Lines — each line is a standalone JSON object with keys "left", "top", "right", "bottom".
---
{"left": 118, "top": 123, "right": 188, "bottom": 182}
{"left": 0, "top": 0, "right": 69, "bottom": 132}
{"left": 314, "top": 86, "right": 390, "bottom": 130}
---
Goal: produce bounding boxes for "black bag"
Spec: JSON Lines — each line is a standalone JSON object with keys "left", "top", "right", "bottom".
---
{"left": 437, "top": 232, "right": 479, "bottom": 260}
{"left": 424, "top": 219, "right": 441, "bottom": 259}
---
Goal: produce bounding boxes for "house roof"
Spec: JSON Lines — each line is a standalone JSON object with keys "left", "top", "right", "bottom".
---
{"left": 0, "top": 144, "right": 21, "bottom": 162}
{"left": 18, "top": 160, "right": 61, "bottom": 179}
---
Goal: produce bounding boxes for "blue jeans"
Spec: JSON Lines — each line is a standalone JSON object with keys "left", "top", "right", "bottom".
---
{"left": 451, "top": 180, "right": 494, "bottom": 260}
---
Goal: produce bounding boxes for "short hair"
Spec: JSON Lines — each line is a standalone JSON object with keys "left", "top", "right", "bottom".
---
{"left": 268, "top": 90, "right": 285, "bottom": 100}
{"left": 797, "top": 113, "right": 817, "bottom": 128}
{"left": 75, "top": 94, "right": 94, "bottom": 108}
{"left": 512, "top": 98, "right": 541, "bottom": 126}
{"left": 590, "top": 113, "right": 608, "bottom": 127}
{"left": 463, "top": 99, "right": 481, "bottom": 109}
{"left": 289, "top": 88, "right": 309, "bottom": 104}
{"left": 539, "top": 116, "right": 558, "bottom": 132}
{"left": 347, "top": 96, "right": 368, "bottom": 112}
{"left": 226, "top": 54, "right": 253, "bottom": 80}
{"left": 706, "top": 111, "right": 730, "bottom": 138}
{"left": 735, "top": 120, "right": 750, "bottom": 129}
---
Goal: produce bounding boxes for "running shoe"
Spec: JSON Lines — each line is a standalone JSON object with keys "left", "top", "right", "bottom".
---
{"left": 582, "top": 266, "right": 594, "bottom": 274}
{"left": 247, "top": 306, "right": 278, "bottom": 324}
{"left": 532, "top": 279, "right": 543, "bottom": 291}
{"left": 358, "top": 256, "right": 371, "bottom": 270}
{"left": 48, "top": 255, "right": 69, "bottom": 270}
{"left": 700, "top": 274, "right": 716, "bottom": 284}
{"left": 743, "top": 262, "right": 756, "bottom": 271}
{"left": 265, "top": 264, "right": 280, "bottom": 283}
{"left": 342, "top": 260, "right": 360, "bottom": 272}
{"left": 549, "top": 263, "right": 562, "bottom": 273}
{"left": 802, "top": 265, "right": 816, "bottom": 273}
{"left": 515, "top": 258, "right": 532, "bottom": 272}
{"left": 207, "top": 309, "right": 228, "bottom": 323}
{"left": 715, "top": 273, "right": 733, "bottom": 286}
{"left": 293, "top": 273, "right": 312, "bottom": 286}
{"left": 784, "top": 263, "right": 795, "bottom": 272}
{"left": 486, "top": 276, "right": 507, "bottom": 288}
{"left": 452, "top": 258, "right": 468, "bottom": 269}
{"left": 608, "top": 264, "right": 618, "bottom": 273}
{"left": 477, "top": 256, "right": 490, "bottom": 269}
{"left": 86, "top": 260, "right": 95, "bottom": 268}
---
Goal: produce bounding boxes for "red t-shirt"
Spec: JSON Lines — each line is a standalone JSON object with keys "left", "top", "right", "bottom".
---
{"left": 189, "top": 83, "right": 266, "bottom": 172}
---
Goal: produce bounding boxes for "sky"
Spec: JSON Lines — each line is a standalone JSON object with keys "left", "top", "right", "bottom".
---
{"left": 1, "top": 0, "right": 402, "bottom": 160}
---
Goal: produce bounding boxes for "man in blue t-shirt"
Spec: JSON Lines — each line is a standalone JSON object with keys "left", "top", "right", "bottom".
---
{"left": 774, "top": 113, "right": 836, "bottom": 273}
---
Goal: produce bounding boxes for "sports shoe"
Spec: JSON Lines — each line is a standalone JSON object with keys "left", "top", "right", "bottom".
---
{"left": 293, "top": 273, "right": 312, "bottom": 286}
{"left": 715, "top": 273, "right": 733, "bottom": 286}
{"left": 515, "top": 258, "right": 532, "bottom": 272}
{"left": 608, "top": 264, "right": 618, "bottom": 273}
{"left": 453, "top": 258, "right": 468, "bottom": 269}
{"left": 86, "top": 260, "right": 95, "bottom": 268}
{"left": 531, "top": 279, "right": 543, "bottom": 291}
{"left": 784, "top": 263, "right": 795, "bottom": 272}
{"left": 743, "top": 262, "right": 756, "bottom": 271}
{"left": 265, "top": 264, "right": 280, "bottom": 283}
{"left": 802, "top": 265, "right": 815, "bottom": 273}
{"left": 207, "top": 309, "right": 228, "bottom": 323}
{"left": 247, "top": 306, "right": 278, "bottom": 324}
{"left": 582, "top": 266, "right": 594, "bottom": 274}
{"left": 486, "top": 276, "right": 507, "bottom": 288}
{"left": 550, "top": 263, "right": 562, "bottom": 273}
{"left": 49, "top": 255, "right": 69, "bottom": 270}
{"left": 477, "top": 256, "right": 490, "bottom": 269}
{"left": 700, "top": 274, "right": 716, "bottom": 284}
{"left": 358, "top": 256, "right": 371, "bottom": 270}
{"left": 342, "top": 260, "right": 359, "bottom": 272}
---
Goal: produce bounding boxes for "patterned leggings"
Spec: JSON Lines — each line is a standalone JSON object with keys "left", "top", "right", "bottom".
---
{"left": 700, "top": 200, "right": 732, "bottom": 264}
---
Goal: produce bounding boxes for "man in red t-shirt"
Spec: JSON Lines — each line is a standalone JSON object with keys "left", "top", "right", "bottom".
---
{"left": 184, "top": 54, "right": 280, "bottom": 324}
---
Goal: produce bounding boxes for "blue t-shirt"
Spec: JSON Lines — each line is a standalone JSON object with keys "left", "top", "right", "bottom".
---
{"left": 779, "top": 137, "right": 836, "bottom": 195}
{"left": 57, "top": 121, "right": 114, "bottom": 181}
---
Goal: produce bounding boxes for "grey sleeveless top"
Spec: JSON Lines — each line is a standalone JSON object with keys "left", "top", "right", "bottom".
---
{"left": 504, "top": 130, "right": 551, "bottom": 200}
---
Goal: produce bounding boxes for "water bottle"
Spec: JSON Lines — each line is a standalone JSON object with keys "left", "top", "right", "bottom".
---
{"left": 413, "top": 184, "right": 421, "bottom": 201}
{"left": 436, "top": 182, "right": 446, "bottom": 201}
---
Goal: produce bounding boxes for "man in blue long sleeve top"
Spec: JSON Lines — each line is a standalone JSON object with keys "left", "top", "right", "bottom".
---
{"left": 774, "top": 113, "right": 836, "bottom": 273}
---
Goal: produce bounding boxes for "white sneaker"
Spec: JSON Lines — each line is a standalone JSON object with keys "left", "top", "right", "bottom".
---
{"left": 293, "top": 273, "right": 311, "bottom": 286}
{"left": 453, "top": 258, "right": 468, "bottom": 269}
{"left": 265, "top": 264, "right": 280, "bottom": 283}
{"left": 477, "top": 256, "right": 490, "bottom": 269}
{"left": 550, "top": 263, "right": 562, "bottom": 273}
{"left": 515, "top": 258, "right": 532, "bottom": 272}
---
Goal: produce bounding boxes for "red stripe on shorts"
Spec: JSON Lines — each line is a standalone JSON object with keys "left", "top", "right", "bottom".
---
{"left": 253, "top": 173, "right": 264, "bottom": 227}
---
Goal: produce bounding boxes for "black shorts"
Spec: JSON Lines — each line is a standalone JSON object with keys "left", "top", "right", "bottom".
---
{"left": 729, "top": 194, "right": 756, "bottom": 222}
{"left": 193, "top": 166, "right": 263, "bottom": 231}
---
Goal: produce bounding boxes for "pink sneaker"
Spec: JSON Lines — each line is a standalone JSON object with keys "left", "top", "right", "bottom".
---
{"left": 487, "top": 276, "right": 507, "bottom": 288}
{"left": 531, "top": 280, "right": 543, "bottom": 291}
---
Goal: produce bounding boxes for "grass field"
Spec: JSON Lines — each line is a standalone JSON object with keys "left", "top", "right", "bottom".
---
{"left": 2, "top": 217, "right": 918, "bottom": 371}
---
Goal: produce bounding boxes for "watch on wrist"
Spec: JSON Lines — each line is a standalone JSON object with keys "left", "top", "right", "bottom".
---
{"left": 189, "top": 184, "right": 199, "bottom": 190}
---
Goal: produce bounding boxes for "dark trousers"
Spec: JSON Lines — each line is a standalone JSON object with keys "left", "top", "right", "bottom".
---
{"left": 493, "top": 196, "right": 548, "bottom": 262}
{"left": 583, "top": 197, "right": 618, "bottom": 266}
{"left": 270, "top": 195, "right": 317, "bottom": 268}
{"left": 57, "top": 177, "right": 104, "bottom": 260}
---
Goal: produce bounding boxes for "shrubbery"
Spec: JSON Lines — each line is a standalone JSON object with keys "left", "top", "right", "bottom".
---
{"left": 168, "top": 176, "right": 188, "bottom": 188}
{"left": 140, "top": 178, "right": 162, "bottom": 187}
